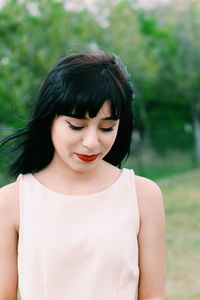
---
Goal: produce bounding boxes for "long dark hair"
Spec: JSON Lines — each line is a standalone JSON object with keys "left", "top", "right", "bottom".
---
{"left": 0, "top": 51, "right": 135, "bottom": 177}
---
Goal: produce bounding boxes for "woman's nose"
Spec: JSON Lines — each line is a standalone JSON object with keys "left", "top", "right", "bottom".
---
{"left": 81, "top": 128, "right": 100, "bottom": 150}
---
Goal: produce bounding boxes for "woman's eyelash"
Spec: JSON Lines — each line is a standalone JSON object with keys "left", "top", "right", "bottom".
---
{"left": 100, "top": 127, "right": 114, "bottom": 132}
{"left": 66, "top": 121, "right": 115, "bottom": 132}
{"left": 66, "top": 121, "right": 84, "bottom": 130}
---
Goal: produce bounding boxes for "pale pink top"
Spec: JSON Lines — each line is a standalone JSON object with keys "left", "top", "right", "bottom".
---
{"left": 17, "top": 168, "right": 140, "bottom": 300}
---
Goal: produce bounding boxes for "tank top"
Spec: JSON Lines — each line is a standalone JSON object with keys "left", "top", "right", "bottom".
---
{"left": 17, "top": 168, "right": 140, "bottom": 300}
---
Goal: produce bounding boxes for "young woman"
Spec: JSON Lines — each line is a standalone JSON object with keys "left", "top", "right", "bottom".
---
{"left": 0, "top": 52, "right": 165, "bottom": 300}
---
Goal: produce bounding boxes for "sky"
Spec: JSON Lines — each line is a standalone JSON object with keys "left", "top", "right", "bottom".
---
{"left": 0, "top": 0, "right": 171, "bottom": 10}
{"left": 137, "top": 0, "right": 170, "bottom": 8}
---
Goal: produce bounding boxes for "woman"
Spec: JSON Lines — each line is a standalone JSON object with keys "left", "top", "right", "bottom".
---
{"left": 0, "top": 52, "right": 165, "bottom": 300}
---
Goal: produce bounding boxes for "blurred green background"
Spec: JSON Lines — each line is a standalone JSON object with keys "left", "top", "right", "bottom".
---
{"left": 0, "top": 0, "right": 199, "bottom": 299}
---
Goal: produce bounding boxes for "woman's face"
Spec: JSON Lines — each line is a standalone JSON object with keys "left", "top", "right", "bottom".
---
{"left": 50, "top": 101, "right": 119, "bottom": 174}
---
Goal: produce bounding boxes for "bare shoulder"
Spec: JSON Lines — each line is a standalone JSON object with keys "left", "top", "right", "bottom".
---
{"left": 134, "top": 175, "right": 164, "bottom": 222}
{"left": 134, "top": 175, "right": 163, "bottom": 202}
{"left": 0, "top": 181, "right": 19, "bottom": 204}
{"left": 0, "top": 182, "right": 19, "bottom": 297}
{"left": 0, "top": 181, "right": 20, "bottom": 232}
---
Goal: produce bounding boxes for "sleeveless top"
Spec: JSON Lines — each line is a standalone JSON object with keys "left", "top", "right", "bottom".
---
{"left": 17, "top": 168, "right": 140, "bottom": 300}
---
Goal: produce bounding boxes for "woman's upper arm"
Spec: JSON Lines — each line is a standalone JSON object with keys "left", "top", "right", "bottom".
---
{"left": 0, "top": 182, "right": 19, "bottom": 300}
{"left": 135, "top": 176, "right": 165, "bottom": 300}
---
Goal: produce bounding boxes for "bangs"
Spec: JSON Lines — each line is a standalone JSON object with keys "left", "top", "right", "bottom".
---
{"left": 54, "top": 65, "right": 125, "bottom": 119}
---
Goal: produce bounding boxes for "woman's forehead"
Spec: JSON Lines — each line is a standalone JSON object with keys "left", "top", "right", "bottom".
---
{"left": 93, "top": 101, "right": 112, "bottom": 118}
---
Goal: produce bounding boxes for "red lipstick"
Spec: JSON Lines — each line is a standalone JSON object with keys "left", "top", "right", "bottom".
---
{"left": 76, "top": 154, "right": 99, "bottom": 162}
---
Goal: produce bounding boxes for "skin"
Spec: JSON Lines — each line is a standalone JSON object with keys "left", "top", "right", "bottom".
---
{"left": 0, "top": 101, "right": 165, "bottom": 300}
{"left": 37, "top": 101, "right": 121, "bottom": 195}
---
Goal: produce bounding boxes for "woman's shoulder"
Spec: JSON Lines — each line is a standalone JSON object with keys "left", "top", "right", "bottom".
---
{"left": 0, "top": 181, "right": 20, "bottom": 232}
{"left": 133, "top": 174, "right": 164, "bottom": 221}
{"left": 134, "top": 174, "right": 163, "bottom": 199}
{"left": 0, "top": 180, "right": 19, "bottom": 199}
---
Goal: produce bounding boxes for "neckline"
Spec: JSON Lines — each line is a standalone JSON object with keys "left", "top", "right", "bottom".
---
{"left": 30, "top": 168, "right": 127, "bottom": 199}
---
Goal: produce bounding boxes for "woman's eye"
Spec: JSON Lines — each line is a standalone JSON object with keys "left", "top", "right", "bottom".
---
{"left": 100, "top": 127, "right": 114, "bottom": 132}
{"left": 66, "top": 121, "right": 84, "bottom": 131}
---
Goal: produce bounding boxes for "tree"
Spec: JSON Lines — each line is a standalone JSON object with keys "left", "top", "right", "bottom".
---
{"left": 173, "top": 0, "right": 200, "bottom": 162}
{"left": 0, "top": 0, "right": 102, "bottom": 128}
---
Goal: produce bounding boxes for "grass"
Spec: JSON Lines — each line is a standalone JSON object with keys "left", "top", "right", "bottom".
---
{"left": 158, "top": 169, "right": 200, "bottom": 300}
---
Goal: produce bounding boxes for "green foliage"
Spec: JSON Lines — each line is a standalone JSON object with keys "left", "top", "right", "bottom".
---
{"left": 0, "top": 0, "right": 102, "bottom": 128}
{"left": 0, "top": 0, "right": 200, "bottom": 176}
{"left": 125, "top": 149, "right": 196, "bottom": 180}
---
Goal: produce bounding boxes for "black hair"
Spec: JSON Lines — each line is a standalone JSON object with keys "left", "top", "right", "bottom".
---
{"left": 1, "top": 51, "right": 134, "bottom": 177}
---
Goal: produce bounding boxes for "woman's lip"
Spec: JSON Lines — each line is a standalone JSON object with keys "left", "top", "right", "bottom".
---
{"left": 76, "top": 154, "right": 99, "bottom": 162}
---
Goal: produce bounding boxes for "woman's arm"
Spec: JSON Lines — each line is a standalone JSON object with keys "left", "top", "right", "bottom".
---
{"left": 0, "top": 182, "right": 19, "bottom": 300}
{"left": 135, "top": 176, "right": 165, "bottom": 300}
